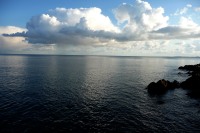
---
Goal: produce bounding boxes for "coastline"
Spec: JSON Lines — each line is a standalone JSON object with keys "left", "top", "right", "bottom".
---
{"left": 147, "top": 63, "right": 200, "bottom": 98}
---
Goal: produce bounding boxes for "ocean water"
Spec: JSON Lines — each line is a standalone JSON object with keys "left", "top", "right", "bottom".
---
{"left": 0, "top": 55, "right": 200, "bottom": 133}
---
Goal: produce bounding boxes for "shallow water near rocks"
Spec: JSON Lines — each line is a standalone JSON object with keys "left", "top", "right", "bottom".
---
{"left": 0, "top": 55, "right": 200, "bottom": 132}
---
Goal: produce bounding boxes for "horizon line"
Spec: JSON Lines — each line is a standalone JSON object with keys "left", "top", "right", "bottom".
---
{"left": 0, "top": 53, "right": 199, "bottom": 58}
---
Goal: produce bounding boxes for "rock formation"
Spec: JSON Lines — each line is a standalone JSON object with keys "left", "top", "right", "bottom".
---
{"left": 147, "top": 79, "right": 180, "bottom": 95}
{"left": 147, "top": 63, "right": 200, "bottom": 97}
{"left": 179, "top": 64, "right": 200, "bottom": 97}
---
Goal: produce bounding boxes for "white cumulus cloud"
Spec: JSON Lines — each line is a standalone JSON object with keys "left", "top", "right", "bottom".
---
{"left": 3, "top": 0, "right": 170, "bottom": 45}
{"left": 5, "top": 7, "right": 120, "bottom": 46}
{"left": 113, "top": 0, "right": 169, "bottom": 33}
{"left": 2, "top": 0, "right": 200, "bottom": 56}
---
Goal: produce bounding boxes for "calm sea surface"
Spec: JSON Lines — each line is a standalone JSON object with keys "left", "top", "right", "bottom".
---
{"left": 0, "top": 55, "right": 200, "bottom": 133}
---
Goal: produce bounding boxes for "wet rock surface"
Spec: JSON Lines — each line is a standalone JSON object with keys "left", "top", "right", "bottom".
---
{"left": 147, "top": 79, "right": 180, "bottom": 95}
{"left": 147, "top": 63, "right": 200, "bottom": 97}
{"left": 179, "top": 64, "right": 200, "bottom": 97}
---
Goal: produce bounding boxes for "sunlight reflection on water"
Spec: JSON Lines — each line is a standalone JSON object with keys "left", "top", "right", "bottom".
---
{"left": 0, "top": 55, "right": 200, "bottom": 132}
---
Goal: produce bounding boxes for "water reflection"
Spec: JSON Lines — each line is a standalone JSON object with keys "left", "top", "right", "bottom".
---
{"left": 1, "top": 55, "right": 200, "bottom": 132}
{"left": 81, "top": 57, "right": 116, "bottom": 102}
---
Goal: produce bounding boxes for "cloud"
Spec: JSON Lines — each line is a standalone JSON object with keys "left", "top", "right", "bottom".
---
{"left": 4, "top": 7, "right": 120, "bottom": 46}
{"left": 174, "top": 4, "right": 192, "bottom": 16}
{"left": 2, "top": 0, "right": 200, "bottom": 56}
{"left": 152, "top": 17, "right": 200, "bottom": 40}
{"left": 113, "top": 0, "right": 168, "bottom": 32}
{"left": 3, "top": 1, "right": 200, "bottom": 43}
{"left": 0, "top": 26, "right": 27, "bottom": 35}
{"left": 187, "top": 4, "right": 192, "bottom": 8}
{"left": 194, "top": 7, "right": 200, "bottom": 12}
{"left": 174, "top": 8, "right": 187, "bottom": 15}
{"left": 174, "top": 40, "right": 200, "bottom": 55}
{"left": 4, "top": 0, "right": 169, "bottom": 45}
{"left": 0, "top": 26, "right": 56, "bottom": 54}
{"left": 179, "top": 17, "right": 198, "bottom": 27}
{"left": 0, "top": 26, "right": 30, "bottom": 54}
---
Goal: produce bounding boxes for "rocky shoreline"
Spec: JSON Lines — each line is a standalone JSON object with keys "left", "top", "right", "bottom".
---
{"left": 147, "top": 63, "right": 200, "bottom": 97}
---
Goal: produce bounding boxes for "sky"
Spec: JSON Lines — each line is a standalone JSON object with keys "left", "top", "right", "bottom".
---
{"left": 1, "top": 0, "right": 200, "bottom": 56}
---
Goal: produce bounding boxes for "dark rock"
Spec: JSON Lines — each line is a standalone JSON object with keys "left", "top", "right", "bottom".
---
{"left": 147, "top": 63, "right": 200, "bottom": 98}
{"left": 179, "top": 64, "right": 200, "bottom": 76}
{"left": 187, "top": 71, "right": 193, "bottom": 76}
{"left": 178, "top": 66, "right": 185, "bottom": 69}
{"left": 181, "top": 76, "right": 200, "bottom": 90}
{"left": 179, "top": 63, "right": 200, "bottom": 98}
{"left": 181, "top": 75, "right": 200, "bottom": 97}
{"left": 178, "top": 64, "right": 200, "bottom": 71}
{"left": 172, "top": 80, "right": 180, "bottom": 88}
{"left": 147, "top": 79, "right": 180, "bottom": 95}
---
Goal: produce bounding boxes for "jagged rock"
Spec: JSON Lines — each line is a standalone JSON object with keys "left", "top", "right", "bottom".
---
{"left": 147, "top": 63, "right": 200, "bottom": 98}
{"left": 181, "top": 76, "right": 200, "bottom": 89}
{"left": 179, "top": 63, "right": 200, "bottom": 97}
{"left": 178, "top": 64, "right": 200, "bottom": 71}
{"left": 181, "top": 75, "right": 200, "bottom": 97}
{"left": 147, "top": 79, "right": 180, "bottom": 95}
{"left": 179, "top": 64, "right": 200, "bottom": 76}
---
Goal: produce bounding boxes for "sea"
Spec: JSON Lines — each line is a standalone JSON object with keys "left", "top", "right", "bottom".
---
{"left": 0, "top": 55, "right": 200, "bottom": 133}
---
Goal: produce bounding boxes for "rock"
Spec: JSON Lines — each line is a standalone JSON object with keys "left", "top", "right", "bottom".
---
{"left": 179, "top": 63, "right": 200, "bottom": 88}
{"left": 147, "top": 79, "right": 180, "bottom": 95}
{"left": 187, "top": 71, "right": 193, "bottom": 76}
{"left": 179, "top": 64, "right": 200, "bottom": 76}
{"left": 181, "top": 75, "right": 200, "bottom": 97}
{"left": 179, "top": 63, "right": 200, "bottom": 98}
{"left": 178, "top": 64, "right": 200, "bottom": 71}
{"left": 172, "top": 80, "right": 180, "bottom": 88}
{"left": 181, "top": 76, "right": 200, "bottom": 89}
{"left": 147, "top": 63, "right": 200, "bottom": 98}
